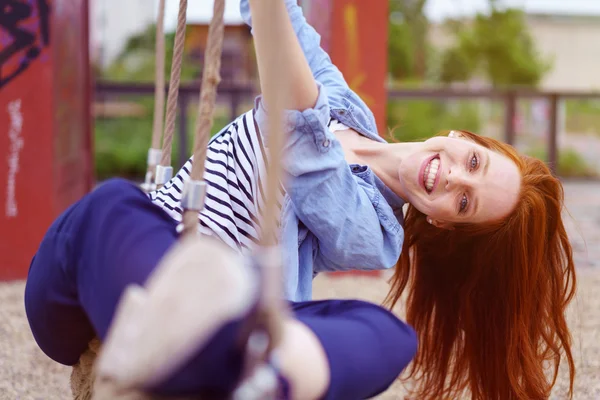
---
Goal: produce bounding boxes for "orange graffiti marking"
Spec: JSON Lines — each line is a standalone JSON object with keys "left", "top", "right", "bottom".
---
{"left": 343, "top": 3, "right": 374, "bottom": 106}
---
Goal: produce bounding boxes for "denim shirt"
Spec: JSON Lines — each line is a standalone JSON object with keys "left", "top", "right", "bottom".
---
{"left": 240, "top": 0, "right": 405, "bottom": 302}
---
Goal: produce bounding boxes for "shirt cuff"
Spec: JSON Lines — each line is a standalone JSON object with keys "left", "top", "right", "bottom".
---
{"left": 253, "top": 82, "right": 333, "bottom": 153}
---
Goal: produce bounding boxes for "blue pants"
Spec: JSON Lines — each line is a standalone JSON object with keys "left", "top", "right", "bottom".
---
{"left": 24, "top": 179, "right": 417, "bottom": 400}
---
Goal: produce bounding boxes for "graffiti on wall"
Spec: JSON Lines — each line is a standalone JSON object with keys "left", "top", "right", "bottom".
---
{"left": 5, "top": 98, "right": 23, "bottom": 218}
{"left": 0, "top": 0, "right": 51, "bottom": 89}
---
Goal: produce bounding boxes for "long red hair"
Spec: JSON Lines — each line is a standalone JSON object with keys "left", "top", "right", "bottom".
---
{"left": 384, "top": 130, "right": 576, "bottom": 399}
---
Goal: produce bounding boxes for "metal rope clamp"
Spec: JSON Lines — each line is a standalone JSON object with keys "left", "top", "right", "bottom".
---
{"left": 147, "top": 148, "right": 163, "bottom": 166}
{"left": 155, "top": 165, "right": 174, "bottom": 186}
{"left": 141, "top": 148, "right": 163, "bottom": 192}
{"left": 181, "top": 180, "right": 207, "bottom": 211}
{"left": 176, "top": 180, "right": 207, "bottom": 233}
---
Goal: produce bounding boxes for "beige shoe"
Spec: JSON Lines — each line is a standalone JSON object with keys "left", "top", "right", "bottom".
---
{"left": 91, "top": 234, "right": 259, "bottom": 399}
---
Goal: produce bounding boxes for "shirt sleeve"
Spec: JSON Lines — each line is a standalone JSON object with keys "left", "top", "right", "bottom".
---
{"left": 240, "top": 0, "right": 364, "bottom": 108}
{"left": 254, "top": 83, "right": 403, "bottom": 271}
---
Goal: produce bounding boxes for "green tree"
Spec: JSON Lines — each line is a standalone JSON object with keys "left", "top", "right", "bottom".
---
{"left": 388, "top": 13, "right": 414, "bottom": 80}
{"left": 102, "top": 24, "right": 200, "bottom": 83}
{"left": 439, "top": 6, "right": 552, "bottom": 87}
{"left": 388, "top": 0, "right": 429, "bottom": 81}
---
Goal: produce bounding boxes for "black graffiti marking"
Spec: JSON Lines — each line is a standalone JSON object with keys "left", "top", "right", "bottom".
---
{"left": 0, "top": 0, "right": 51, "bottom": 89}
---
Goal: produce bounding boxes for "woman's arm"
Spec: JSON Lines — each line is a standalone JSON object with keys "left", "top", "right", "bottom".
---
{"left": 241, "top": 0, "right": 347, "bottom": 98}
{"left": 248, "top": 0, "right": 318, "bottom": 112}
{"left": 241, "top": 0, "right": 378, "bottom": 134}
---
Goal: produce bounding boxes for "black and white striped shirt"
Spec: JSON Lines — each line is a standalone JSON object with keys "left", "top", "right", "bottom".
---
{"left": 149, "top": 110, "right": 349, "bottom": 254}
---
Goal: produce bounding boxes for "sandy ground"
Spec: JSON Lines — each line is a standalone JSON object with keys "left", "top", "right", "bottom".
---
{"left": 1, "top": 181, "right": 599, "bottom": 399}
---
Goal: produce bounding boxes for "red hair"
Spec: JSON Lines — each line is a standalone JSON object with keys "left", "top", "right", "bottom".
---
{"left": 385, "top": 131, "right": 576, "bottom": 399}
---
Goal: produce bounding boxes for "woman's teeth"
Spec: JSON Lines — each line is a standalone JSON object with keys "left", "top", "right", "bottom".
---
{"left": 424, "top": 158, "right": 440, "bottom": 192}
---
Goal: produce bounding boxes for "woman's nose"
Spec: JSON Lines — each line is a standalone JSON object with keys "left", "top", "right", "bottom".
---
{"left": 445, "top": 167, "right": 472, "bottom": 191}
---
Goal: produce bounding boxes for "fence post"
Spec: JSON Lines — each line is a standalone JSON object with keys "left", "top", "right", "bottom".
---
{"left": 548, "top": 94, "right": 559, "bottom": 175}
{"left": 178, "top": 94, "right": 189, "bottom": 168}
{"left": 504, "top": 91, "right": 517, "bottom": 145}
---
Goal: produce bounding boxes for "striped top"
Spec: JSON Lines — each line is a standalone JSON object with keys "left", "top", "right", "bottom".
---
{"left": 149, "top": 109, "right": 350, "bottom": 255}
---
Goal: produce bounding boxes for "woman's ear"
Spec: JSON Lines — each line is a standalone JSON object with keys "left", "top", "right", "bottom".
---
{"left": 427, "top": 217, "right": 455, "bottom": 231}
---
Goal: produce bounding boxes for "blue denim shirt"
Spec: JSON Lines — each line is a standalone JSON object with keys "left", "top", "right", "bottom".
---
{"left": 240, "top": 0, "right": 405, "bottom": 302}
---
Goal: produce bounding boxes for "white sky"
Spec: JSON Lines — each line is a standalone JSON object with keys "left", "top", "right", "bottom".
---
{"left": 424, "top": 0, "right": 600, "bottom": 21}
{"left": 162, "top": 0, "right": 600, "bottom": 30}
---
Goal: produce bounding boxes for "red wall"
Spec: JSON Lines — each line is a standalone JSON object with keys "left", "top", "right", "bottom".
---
{"left": 303, "top": 0, "right": 389, "bottom": 131}
{"left": 329, "top": 0, "right": 389, "bottom": 131}
{"left": 303, "top": 0, "right": 389, "bottom": 277}
{"left": 0, "top": 0, "right": 93, "bottom": 280}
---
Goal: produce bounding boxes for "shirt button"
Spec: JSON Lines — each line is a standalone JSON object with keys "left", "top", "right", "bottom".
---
{"left": 323, "top": 139, "right": 331, "bottom": 147}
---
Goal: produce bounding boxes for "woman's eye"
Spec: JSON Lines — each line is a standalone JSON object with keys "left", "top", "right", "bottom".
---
{"left": 459, "top": 194, "right": 468, "bottom": 213}
{"left": 470, "top": 154, "right": 479, "bottom": 170}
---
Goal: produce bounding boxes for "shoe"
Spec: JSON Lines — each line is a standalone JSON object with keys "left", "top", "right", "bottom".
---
{"left": 94, "top": 234, "right": 260, "bottom": 395}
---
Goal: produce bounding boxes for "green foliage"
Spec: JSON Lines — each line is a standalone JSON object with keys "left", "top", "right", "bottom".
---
{"left": 386, "top": 99, "right": 482, "bottom": 142}
{"left": 94, "top": 102, "right": 230, "bottom": 180}
{"left": 525, "top": 147, "right": 597, "bottom": 178}
{"left": 388, "top": 0, "right": 429, "bottom": 80}
{"left": 102, "top": 24, "right": 200, "bottom": 82}
{"left": 439, "top": 8, "right": 552, "bottom": 87}
{"left": 439, "top": 45, "right": 475, "bottom": 83}
{"left": 388, "top": 16, "right": 415, "bottom": 80}
{"left": 563, "top": 99, "right": 600, "bottom": 135}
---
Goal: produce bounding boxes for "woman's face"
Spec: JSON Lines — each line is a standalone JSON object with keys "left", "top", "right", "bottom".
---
{"left": 398, "top": 132, "right": 521, "bottom": 226}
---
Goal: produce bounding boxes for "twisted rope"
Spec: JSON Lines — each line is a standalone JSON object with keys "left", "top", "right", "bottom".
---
{"left": 160, "top": 0, "right": 188, "bottom": 168}
{"left": 151, "top": 0, "right": 166, "bottom": 152}
{"left": 179, "top": 0, "right": 225, "bottom": 238}
{"left": 142, "top": 0, "right": 166, "bottom": 191}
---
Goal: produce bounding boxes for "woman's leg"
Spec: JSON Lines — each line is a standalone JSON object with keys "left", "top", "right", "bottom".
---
{"left": 24, "top": 178, "right": 256, "bottom": 397}
{"left": 290, "top": 300, "right": 418, "bottom": 400}
{"left": 25, "top": 178, "right": 416, "bottom": 399}
{"left": 25, "top": 178, "right": 179, "bottom": 365}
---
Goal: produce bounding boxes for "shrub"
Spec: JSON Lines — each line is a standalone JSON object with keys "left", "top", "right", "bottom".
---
{"left": 525, "top": 147, "right": 596, "bottom": 178}
{"left": 386, "top": 99, "right": 482, "bottom": 142}
{"left": 94, "top": 102, "right": 229, "bottom": 180}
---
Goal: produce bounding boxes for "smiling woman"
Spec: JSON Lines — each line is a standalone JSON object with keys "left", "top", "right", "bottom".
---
{"left": 336, "top": 128, "right": 523, "bottom": 226}
{"left": 384, "top": 129, "right": 576, "bottom": 400}
{"left": 400, "top": 130, "right": 522, "bottom": 225}
{"left": 147, "top": 0, "right": 577, "bottom": 399}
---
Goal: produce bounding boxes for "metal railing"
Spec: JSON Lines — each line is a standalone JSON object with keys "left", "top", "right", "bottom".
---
{"left": 388, "top": 88, "right": 600, "bottom": 175}
{"left": 95, "top": 81, "right": 256, "bottom": 167}
{"left": 95, "top": 81, "right": 600, "bottom": 175}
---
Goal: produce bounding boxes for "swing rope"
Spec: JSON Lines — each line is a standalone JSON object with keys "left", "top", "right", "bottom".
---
{"left": 153, "top": 0, "right": 189, "bottom": 190}
{"left": 160, "top": 0, "right": 188, "bottom": 169}
{"left": 142, "top": 0, "right": 166, "bottom": 192}
{"left": 151, "top": 0, "right": 166, "bottom": 153}
{"left": 179, "top": 0, "right": 225, "bottom": 238}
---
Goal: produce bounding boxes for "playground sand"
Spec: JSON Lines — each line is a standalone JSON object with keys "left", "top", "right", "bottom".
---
{"left": 2, "top": 181, "right": 600, "bottom": 399}
{"left": 0, "top": 268, "right": 598, "bottom": 400}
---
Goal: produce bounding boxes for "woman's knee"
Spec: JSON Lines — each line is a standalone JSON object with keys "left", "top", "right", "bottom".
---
{"left": 381, "top": 310, "right": 418, "bottom": 375}
{"left": 352, "top": 300, "right": 418, "bottom": 375}
{"left": 25, "top": 266, "right": 95, "bottom": 365}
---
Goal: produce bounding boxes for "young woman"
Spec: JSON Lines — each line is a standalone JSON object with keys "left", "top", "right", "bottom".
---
{"left": 150, "top": 0, "right": 576, "bottom": 399}
{"left": 25, "top": 1, "right": 418, "bottom": 399}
